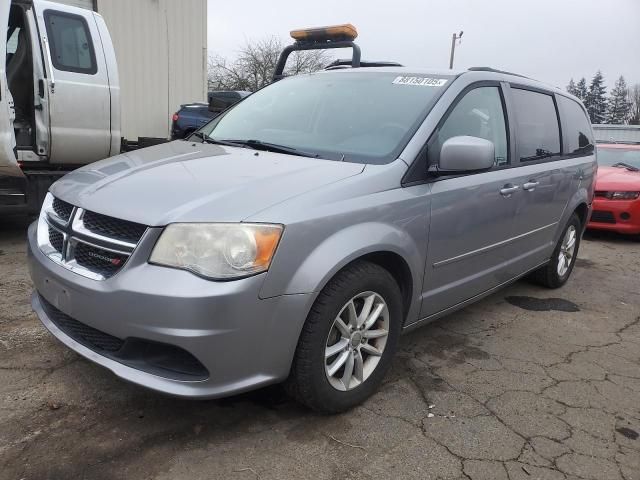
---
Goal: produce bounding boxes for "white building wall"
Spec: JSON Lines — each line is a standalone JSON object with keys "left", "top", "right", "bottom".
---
{"left": 95, "top": 0, "right": 207, "bottom": 140}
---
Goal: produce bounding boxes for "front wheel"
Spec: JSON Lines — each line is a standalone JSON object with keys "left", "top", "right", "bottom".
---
{"left": 529, "top": 213, "right": 582, "bottom": 288}
{"left": 285, "top": 261, "right": 403, "bottom": 413}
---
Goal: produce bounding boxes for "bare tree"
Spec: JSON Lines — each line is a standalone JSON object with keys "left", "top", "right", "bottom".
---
{"left": 208, "top": 36, "right": 332, "bottom": 92}
{"left": 629, "top": 83, "right": 640, "bottom": 125}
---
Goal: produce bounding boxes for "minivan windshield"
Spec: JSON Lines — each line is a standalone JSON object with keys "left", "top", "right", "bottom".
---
{"left": 200, "top": 72, "right": 452, "bottom": 164}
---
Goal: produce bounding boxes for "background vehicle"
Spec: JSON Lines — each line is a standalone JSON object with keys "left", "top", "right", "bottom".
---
{"left": 588, "top": 143, "right": 640, "bottom": 237}
{"left": 0, "top": 0, "right": 207, "bottom": 215}
{"left": 208, "top": 90, "right": 251, "bottom": 108}
{"left": 171, "top": 92, "right": 250, "bottom": 140}
{"left": 171, "top": 104, "right": 217, "bottom": 140}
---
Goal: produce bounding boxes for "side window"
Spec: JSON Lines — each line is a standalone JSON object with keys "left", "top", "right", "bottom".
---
{"left": 434, "top": 87, "right": 509, "bottom": 167}
{"left": 557, "top": 96, "right": 594, "bottom": 155}
{"left": 44, "top": 11, "right": 97, "bottom": 75}
{"left": 511, "top": 89, "right": 561, "bottom": 161}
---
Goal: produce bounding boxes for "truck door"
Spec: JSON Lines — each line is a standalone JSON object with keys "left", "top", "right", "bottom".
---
{"left": 32, "top": 1, "right": 111, "bottom": 165}
{"left": 0, "top": 1, "right": 25, "bottom": 191}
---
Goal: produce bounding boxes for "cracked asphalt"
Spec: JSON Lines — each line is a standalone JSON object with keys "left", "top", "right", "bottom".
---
{"left": 1, "top": 217, "right": 639, "bottom": 480}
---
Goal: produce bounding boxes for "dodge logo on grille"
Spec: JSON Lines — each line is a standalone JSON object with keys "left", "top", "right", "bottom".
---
{"left": 87, "top": 251, "right": 122, "bottom": 266}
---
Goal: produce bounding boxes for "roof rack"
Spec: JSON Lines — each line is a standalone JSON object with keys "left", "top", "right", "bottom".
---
{"left": 467, "top": 67, "right": 531, "bottom": 80}
{"left": 273, "top": 24, "right": 362, "bottom": 81}
{"left": 325, "top": 59, "right": 403, "bottom": 70}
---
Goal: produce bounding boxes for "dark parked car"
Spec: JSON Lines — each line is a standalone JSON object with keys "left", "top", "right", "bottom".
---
{"left": 171, "top": 103, "right": 217, "bottom": 140}
{"left": 208, "top": 90, "right": 251, "bottom": 107}
{"left": 171, "top": 92, "right": 250, "bottom": 140}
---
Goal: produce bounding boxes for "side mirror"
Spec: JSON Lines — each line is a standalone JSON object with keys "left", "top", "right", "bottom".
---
{"left": 209, "top": 97, "right": 233, "bottom": 113}
{"left": 438, "top": 136, "right": 495, "bottom": 173}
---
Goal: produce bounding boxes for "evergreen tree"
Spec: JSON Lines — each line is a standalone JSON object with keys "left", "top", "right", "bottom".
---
{"left": 606, "top": 76, "right": 631, "bottom": 124}
{"left": 626, "top": 84, "right": 640, "bottom": 125}
{"left": 575, "top": 78, "right": 588, "bottom": 102}
{"left": 566, "top": 79, "right": 577, "bottom": 96}
{"left": 586, "top": 71, "right": 607, "bottom": 124}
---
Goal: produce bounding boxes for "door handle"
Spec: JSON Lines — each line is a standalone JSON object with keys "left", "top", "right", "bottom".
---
{"left": 523, "top": 181, "right": 540, "bottom": 191}
{"left": 500, "top": 185, "right": 520, "bottom": 197}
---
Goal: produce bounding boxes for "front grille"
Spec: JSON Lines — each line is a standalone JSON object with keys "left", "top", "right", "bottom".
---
{"left": 39, "top": 295, "right": 209, "bottom": 381}
{"left": 48, "top": 227, "right": 64, "bottom": 253}
{"left": 82, "top": 211, "right": 147, "bottom": 244}
{"left": 38, "top": 195, "right": 147, "bottom": 281}
{"left": 41, "top": 296, "right": 124, "bottom": 353}
{"left": 52, "top": 197, "right": 74, "bottom": 221}
{"left": 73, "top": 243, "right": 128, "bottom": 278}
{"left": 590, "top": 210, "right": 616, "bottom": 224}
{"left": 594, "top": 191, "right": 607, "bottom": 198}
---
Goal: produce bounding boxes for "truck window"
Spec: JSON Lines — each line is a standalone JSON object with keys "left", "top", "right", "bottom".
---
{"left": 44, "top": 10, "right": 97, "bottom": 75}
{"left": 511, "top": 89, "right": 561, "bottom": 162}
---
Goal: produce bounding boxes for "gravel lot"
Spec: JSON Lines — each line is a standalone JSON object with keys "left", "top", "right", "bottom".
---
{"left": 1, "top": 216, "right": 638, "bottom": 480}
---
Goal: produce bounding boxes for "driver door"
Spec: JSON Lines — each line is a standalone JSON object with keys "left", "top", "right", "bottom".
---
{"left": 419, "top": 84, "right": 520, "bottom": 318}
{"left": 0, "top": 1, "right": 25, "bottom": 196}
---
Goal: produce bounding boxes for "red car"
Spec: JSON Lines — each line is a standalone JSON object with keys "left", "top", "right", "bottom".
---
{"left": 588, "top": 143, "right": 640, "bottom": 237}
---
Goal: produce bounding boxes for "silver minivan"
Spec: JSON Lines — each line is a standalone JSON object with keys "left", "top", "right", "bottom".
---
{"left": 28, "top": 37, "right": 596, "bottom": 412}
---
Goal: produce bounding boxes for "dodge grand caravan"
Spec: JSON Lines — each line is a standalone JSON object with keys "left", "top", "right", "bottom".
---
{"left": 28, "top": 26, "right": 596, "bottom": 413}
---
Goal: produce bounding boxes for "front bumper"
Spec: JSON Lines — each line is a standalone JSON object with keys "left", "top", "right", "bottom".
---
{"left": 27, "top": 222, "right": 314, "bottom": 399}
{"left": 587, "top": 198, "right": 640, "bottom": 235}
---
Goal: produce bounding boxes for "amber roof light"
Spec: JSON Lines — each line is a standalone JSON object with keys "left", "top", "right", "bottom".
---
{"left": 290, "top": 24, "right": 358, "bottom": 43}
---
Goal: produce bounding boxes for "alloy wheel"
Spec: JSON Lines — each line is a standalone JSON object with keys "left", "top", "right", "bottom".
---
{"left": 557, "top": 225, "right": 577, "bottom": 277}
{"left": 324, "top": 291, "right": 390, "bottom": 391}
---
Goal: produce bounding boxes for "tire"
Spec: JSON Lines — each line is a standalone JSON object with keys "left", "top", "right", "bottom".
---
{"left": 285, "top": 261, "right": 403, "bottom": 413}
{"left": 529, "top": 213, "right": 582, "bottom": 289}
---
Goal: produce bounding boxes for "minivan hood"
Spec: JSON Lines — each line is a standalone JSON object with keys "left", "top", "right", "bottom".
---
{"left": 51, "top": 141, "right": 364, "bottom": 225}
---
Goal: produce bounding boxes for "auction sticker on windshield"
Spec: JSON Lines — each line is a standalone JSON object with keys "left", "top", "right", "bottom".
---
{"left": 392, "top": 76, "right": 448, "bottom": 87}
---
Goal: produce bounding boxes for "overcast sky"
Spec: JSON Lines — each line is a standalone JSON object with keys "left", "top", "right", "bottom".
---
{"left": 207, "top": 0, "right": 640, "bottom": 90}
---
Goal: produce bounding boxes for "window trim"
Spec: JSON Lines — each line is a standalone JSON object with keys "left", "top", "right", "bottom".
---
{"left": 43, "top": 9, "right": 98, "bottom": 75}
{"left": 507, "top": 84, "right": 564, "bottom": 166}
{"left": 402, "top": 80, "right": 511, "bottom": 186}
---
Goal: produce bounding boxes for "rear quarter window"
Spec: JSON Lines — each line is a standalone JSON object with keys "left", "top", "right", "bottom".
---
{"left": 557, "top": 96, "right": 594, "bottom": 155}
{"left": 511, "top": 89, "right": 561, "bottom": 162}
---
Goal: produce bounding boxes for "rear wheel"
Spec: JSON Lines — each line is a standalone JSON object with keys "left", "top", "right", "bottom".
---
{"left": 285, "top": 261, "right": 402, "bottom": 413}
{"left": 530, "top": 213, "right": 582, "bottom": 288}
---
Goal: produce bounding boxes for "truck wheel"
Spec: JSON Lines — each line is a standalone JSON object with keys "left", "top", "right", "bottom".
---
{"left": 285, "top": 261, "right": 403, "bottom": 413}
{"left": 529, "top": 213, "right": 582, "bottom": 289}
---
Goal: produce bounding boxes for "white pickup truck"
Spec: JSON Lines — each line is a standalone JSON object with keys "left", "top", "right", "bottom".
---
{"left": 1, "top": 0, "right": 169, "bottom": 215}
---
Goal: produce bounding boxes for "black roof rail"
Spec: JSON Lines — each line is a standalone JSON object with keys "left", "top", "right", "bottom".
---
{"left": 325, "top": 59, "right": 403, "bottom": 70}
{"left": 467, "top": 67, "right": 531, "bottom": 80}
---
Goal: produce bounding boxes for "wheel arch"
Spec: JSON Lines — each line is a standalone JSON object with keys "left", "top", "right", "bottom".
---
{"left": 573, "top": 202, "right": 589, "bottom": 229}
{"left": 553, "top": 187, "right": 591, "bottom": 244}
{"left": 260, "top": 222, "right": 425, "bottom": 326}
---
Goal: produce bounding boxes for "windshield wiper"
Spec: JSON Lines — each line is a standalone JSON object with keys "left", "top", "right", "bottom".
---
{"left": 223, "top": 139, "right": 319, "bottom": 158}
{"left": 611, "top": 162, "right": 639, "bottom": 172}
{"left": 190, "top": 132, "right": 245, "bottom": 148}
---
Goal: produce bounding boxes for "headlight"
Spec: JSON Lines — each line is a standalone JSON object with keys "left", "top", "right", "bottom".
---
{"left": 149, "top": 223, "right": 283, "bottom": 280}
{"left": 605, "top": 191, "right": 640, "bottom": 200}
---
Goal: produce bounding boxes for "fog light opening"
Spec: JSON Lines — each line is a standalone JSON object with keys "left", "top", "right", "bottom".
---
{"left": 620, "top": 212, "right": 631, "bottom": 221}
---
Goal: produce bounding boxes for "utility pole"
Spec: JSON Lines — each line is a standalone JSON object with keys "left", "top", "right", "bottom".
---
{"left": 449, "top": 31, "right": 464, "bottom": 69}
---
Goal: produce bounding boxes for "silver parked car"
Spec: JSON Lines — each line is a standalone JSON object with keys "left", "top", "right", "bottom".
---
{"left": 28, "top": 61, "right": 596, "bottom": 412}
